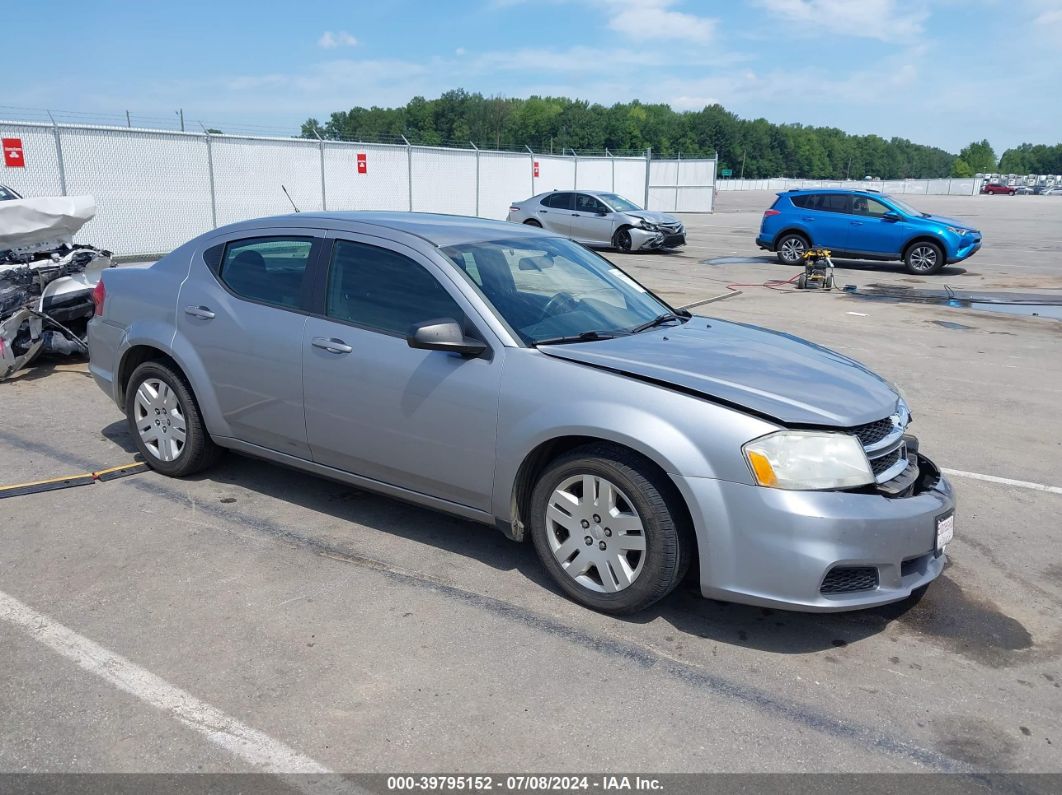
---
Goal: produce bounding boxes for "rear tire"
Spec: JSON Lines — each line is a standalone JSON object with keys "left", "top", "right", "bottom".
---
{"left": 523, "top": 219, "right": 542, "bottom": 227}
{"left": 776, "top": 233, "right": 809, "bottom": 265}
{"left": 529, "top": 444, "right": 691, "bottom": 615}
{"left": 904, "top": 241, "right": 945, "bottom": 275}
{"left": 125, "top": 360, "right": 221, "bottom": 477}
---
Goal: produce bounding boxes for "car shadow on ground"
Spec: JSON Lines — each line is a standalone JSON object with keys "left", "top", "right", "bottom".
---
{"left": 103, "top": 420, "right": 927, "bottom": 655}
{"left": 827, "top": 259, "right": 969, "bottom": 278}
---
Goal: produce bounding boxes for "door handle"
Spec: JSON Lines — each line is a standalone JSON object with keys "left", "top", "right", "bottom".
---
{"left": 801, "top": 217, "right": 814, "bottom": 222}
{"left": 312, "top": 336, "right": 353, "bottom": 354}
{"left": 850, "top": 221, "right": 864, "bottom": 226}
{"left": 538, "top": 209, "right": 547, "bottom": 214}
{"left": 183, "top": 305, "right": 215, "bottom": 319}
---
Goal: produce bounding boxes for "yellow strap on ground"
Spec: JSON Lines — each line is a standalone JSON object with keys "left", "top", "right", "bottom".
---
{"left": 0, "top": 460, "right": 148, "bottom": 499}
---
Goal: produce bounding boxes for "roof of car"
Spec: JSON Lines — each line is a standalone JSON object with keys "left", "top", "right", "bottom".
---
{"left": 217, "top": 211, "right": 554, "bottom": 248}
{"left": 786, "top": 188, "right": 881, "bottom": 195}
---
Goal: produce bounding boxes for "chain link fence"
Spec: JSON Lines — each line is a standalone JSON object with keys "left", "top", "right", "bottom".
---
{"left": 717, "top": 177, "right": 981, "bottom": 195}
{"left": 0, "top": 119, "right": 716, "bottom": 259}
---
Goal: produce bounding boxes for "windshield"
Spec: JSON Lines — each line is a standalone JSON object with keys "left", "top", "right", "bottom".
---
{"left": 598, "top": 193, "right": 643, "bottom": 212}
{"left": 882, "top": 195, "right": 925, "bottom": 216}
{"left": 442, "top": 236, "right": 674, "bottom": 345}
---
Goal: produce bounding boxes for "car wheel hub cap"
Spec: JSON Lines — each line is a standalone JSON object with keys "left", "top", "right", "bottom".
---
{"left": 911, "top": 247, "right": 936, "bottom": 270}
{"left": 545, "top": 474, "right": 646, "bottom": 593}
{"left": 134, "top": 378, "right": 187, "bottom": 462}
{"left": 782, "top": 239, "right": 805, "bottom": 261}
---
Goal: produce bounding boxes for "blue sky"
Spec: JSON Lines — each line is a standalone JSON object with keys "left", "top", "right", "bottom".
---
{"left": 5, "top": 0, "right": 1061, "bottom": 154}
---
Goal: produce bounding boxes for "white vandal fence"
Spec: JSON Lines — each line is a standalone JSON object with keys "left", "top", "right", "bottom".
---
{"left": 717, "top": 177, "right": 980, "bottom": 195}
{"left": 0, "top": 120, "right": 717, "bottom": 258}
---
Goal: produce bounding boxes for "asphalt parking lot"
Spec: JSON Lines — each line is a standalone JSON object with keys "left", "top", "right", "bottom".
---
{"left": 1, "top": 190, "right": 1060, "bottom": 777}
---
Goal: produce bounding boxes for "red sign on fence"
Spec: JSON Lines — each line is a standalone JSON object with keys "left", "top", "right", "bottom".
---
{"left": 533, "top": 160, "right": 539, "bottom": 178}
{"left": 356, "top": 153, "right": 367, "bottom": 174}
{"left": 3, "top": 138, "right": 25, "bottom": 168}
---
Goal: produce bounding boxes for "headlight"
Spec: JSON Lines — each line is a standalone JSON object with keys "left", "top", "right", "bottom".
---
{"left": 946, "top": 226, "right": 968, "bottom": 236}
{"left": 637, "top": 219, "right": 658, "bottom": 231}
{"left": 742, "top": 431, "right": 873, "bottom": 490}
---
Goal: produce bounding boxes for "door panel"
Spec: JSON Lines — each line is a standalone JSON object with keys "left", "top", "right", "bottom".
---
{"left": 537, "top": 193, "right": 573, "bottom": 236}
{"left": 807, "top": 194, "right": 852, "bottom": 249}
{"left": 569, "top": 194, "right": 615, "bottom": 244}
{"left": 848, "top": 196, "right": 909, "bottom": 255}
{"left": 179, "top": 234, "right": 319, "bottom": 457}
{"left": 302, "top": 237, "right": 501, "bottom": 510}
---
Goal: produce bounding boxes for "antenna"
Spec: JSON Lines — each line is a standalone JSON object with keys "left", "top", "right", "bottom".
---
{"left": 281, "top": 185, "right": 300, "bottom": 213}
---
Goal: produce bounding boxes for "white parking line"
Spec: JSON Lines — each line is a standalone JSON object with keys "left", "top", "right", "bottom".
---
{"left": 943, "top": 468, "right": 1062, "bottom": 496}
{"left": 0, "top": 589, "right": 336, "bottom": 778}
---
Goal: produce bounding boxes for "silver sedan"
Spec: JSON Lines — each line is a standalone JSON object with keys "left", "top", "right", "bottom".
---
{"left": 508, "top": 190, "right": 686, "bottom": 252}
{"left": 88, "top": 212, "right": 952, "bottom": 614}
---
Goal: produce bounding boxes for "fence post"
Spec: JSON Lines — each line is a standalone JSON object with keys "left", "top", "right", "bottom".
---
{"left": 606, "top": 148, "right": 615, "bottom": 191}
{"left": 571, "top": 148, "right": 578, "bottom": 189}
{"left": 470, "top": 141, "right": 480, "bottom": 217}
{"left": 402, "top": 135, "right": 413, "bottom": 211}
{"left": 526, "top": 145, "right": 534, "bottom": 195}
{"left": 674, "top": 151, "right": 681, "bottom": 212}
{"left": 201, "top": 126, "right": 218, "bottom": 229}
{"left": 47, "top": 112, "right": 68, "bottom": 196}
{"left": 312, "top": 128, "right": 327, "bottom": 211}
{"left": 643, "top": 147, "right": 651, "bottom": 209}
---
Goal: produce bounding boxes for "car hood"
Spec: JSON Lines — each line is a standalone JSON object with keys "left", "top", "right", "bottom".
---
{"left": 623, "top": 210, "right": 680, "bottom": 225}
{"left": 536, "top": 317, "right": 901, "bottom": 427}
{"left": 919, "top": 214, "right": 978, "bottom": 232}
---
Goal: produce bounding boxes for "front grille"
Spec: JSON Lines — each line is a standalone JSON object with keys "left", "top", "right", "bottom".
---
{"left": 821, "top": 566, "right": 879, "bottom": 594}
{"left": 871, "top": 446, "right": 902, "bottom": 476}
{"left": 852, "top": 417, "right": 894, "bottom": 447}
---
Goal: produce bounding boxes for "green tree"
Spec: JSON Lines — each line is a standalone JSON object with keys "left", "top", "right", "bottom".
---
{"left": 951, "top": 158, "right": 973, "bottom": 177}
{"left": 957, "top": 140, "right": 997, "bottom": 173}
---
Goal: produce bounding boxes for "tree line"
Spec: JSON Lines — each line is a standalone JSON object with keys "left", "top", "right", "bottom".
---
{"left": 299, "top": 90, "right": 1051, "bottom": 179}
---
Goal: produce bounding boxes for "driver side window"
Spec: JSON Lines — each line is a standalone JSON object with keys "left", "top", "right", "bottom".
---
{"left": 326, "top": 240, "right": 465, "bottom": 336}
{"left": 575, "top": 194, "right": 606, "bottom": 214}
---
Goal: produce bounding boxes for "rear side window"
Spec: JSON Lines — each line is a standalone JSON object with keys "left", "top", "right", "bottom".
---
{"left": 813, "top": 194, "right": 851, "bottom": 213}
{"left": 544, "top": 192, "right": 573, "bottom": 209}
{"left": 790, "top": 194, "right": 813, "bottom": 209}
{"left": 219, "top": 237, "right": 313, "bottom": 309}
{"left": 326, "top": 240, "right": 465, "bottom": 336}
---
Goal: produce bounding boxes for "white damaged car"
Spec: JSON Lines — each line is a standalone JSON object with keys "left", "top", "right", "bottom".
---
{"left": 0, "top": 190, "right": 113, "bottom": 380}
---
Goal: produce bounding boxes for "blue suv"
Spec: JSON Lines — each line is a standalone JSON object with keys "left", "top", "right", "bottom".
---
{"left": 756, "top": 190, "right": 982, "bottom": 275}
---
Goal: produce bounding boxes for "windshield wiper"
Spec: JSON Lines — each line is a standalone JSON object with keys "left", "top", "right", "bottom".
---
{"left": 628, "top": 312, "right": 685, "bottom": 334}
{"left": 533, "top": 331, "right": 619, "bottom": 346}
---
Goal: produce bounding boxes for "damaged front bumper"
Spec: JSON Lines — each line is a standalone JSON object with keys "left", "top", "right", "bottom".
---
{"left": 629, "top": 225, "right": 686, "bottom": 251}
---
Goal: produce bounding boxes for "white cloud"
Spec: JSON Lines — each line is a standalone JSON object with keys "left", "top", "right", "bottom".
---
{"left": 1035, "top": 8, "right": 1062, "bottom": 24}
{"left": 455, "top": 47, "right": 466, "bottom": 56}
{"left": 317, "top": 31, "right": 358, "bottom": 49}
{"left": 756, "top": 0, "right": 927, "bottom": 41}
{"left": 605, "top": 0, "right": 717, "bottom": 43}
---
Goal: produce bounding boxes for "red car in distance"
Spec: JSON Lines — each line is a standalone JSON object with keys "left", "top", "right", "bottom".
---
{"left": 981, "top": 182, "right": 1017, "bottom": 195}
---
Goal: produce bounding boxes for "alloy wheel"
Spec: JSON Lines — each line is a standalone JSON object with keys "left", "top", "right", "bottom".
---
{"left": 908, "top": 245, "right": 938, "bottom": 272}
{"left": 780, "top": 237, "right": 806, "bottom": 263}
{"left": 544, "top": 474, "right": 646, "bottom": 593}
{"left": 133, "top": 378, "right": 187, "bottom": 462}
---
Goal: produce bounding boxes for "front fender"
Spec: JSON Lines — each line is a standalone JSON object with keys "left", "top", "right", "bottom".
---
{"left": 491, "top": 350, "right": 777, "bottom": 523}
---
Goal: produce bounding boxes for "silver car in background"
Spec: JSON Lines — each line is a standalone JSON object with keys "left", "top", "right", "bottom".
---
{"left": 88, "top": 212, "right": 953, "bottom": 615}
{"left": 507, "top": 191, "right": 686, "bottom": 252}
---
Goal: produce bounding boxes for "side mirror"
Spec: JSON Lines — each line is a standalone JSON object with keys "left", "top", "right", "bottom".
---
{"left": 407, "top": 318, "right": 487, "bottom": 357}
{"left": 882, "top": 211, "right": 901, "bottom": 222}
{"left": 596, "top": 210, "right": 609, "bottom": 216}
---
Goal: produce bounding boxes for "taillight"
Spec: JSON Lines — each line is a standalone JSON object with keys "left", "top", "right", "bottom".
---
{"left": 763, "top": 209, "right": 781, "bottom": 218}
{"left": 92, "top": 279, "right": 106, "bottom": 316}
{"left": 509, "top": 205, "right": 520, "bottom": 212}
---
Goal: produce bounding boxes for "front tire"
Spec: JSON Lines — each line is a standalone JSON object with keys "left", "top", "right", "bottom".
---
{"left": 613, "top": 227, "right": 633, "bottom": 253}
{"left": 776, "top": 233, "right": 809, "bottom": 265}
{"left": 125, "top": 360, "right": 221, "bottom": 477}
{"left": 904, "top": 241, "right": 945, "bottom": 275}
{"left": 529, "top": 444, "right": 691, "bottom": 614}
